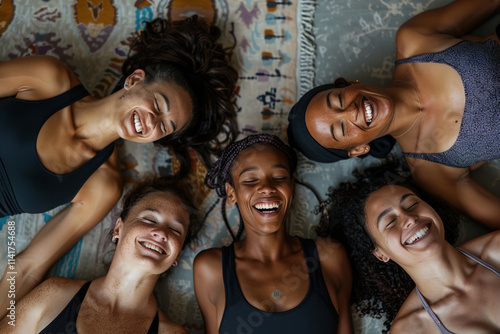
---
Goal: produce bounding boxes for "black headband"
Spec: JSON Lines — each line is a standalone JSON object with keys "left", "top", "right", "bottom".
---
{"left": 287, "top": 84, "right": 395, "bottom": 163}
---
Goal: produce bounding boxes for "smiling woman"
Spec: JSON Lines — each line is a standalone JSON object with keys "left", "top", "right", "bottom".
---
{"left": 193, "top": 134, "right": 354, "bottom": 334}
{"left": 317, "top": 158, "right": 500, "bottom": 333}
{"left": 288, "top": 0, "right": 500, "bottom": 229}
{"left": 0, "top": 15, "right": 237, "bottom": 319}
{"left": 0, "top": 178, "right": 199, "bottom": 334}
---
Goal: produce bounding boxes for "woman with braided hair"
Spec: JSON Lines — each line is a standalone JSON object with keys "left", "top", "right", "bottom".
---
{"left": 317, "top": 159, "right": 500, "bottom": 333}
{"left": 0, "top": 15, "right": 237, "bottom": 317}
{"left": 193, "top": 134, "right": 353, "bottom": 334}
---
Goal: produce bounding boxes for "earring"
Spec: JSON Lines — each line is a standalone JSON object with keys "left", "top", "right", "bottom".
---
{"left": 124, "top": 81, "right": 128, "bottom": 88}
{"left": 112, "top": 235, "right": 119, "bottom": 244}
{"left": 172, "top": 260, "right": 178, "bottom": 267}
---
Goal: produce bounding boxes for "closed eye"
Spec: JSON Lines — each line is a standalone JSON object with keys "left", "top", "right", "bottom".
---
{"left": 406, "top": 202, "right": 419, "bottom": 210}
{"left": 338, "top": 93, "right": 343, "bottom": 108}
{"left": 169, "top": 226, "right": 182, "bottom": 235}
{"left": 144, "top": 217, "right": 157, "bottom": 224}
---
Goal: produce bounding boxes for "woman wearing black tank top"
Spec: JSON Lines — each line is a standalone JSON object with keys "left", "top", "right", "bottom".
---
{"left": 0, "top": 179, "right": 199, "bottom": 333}
{"left": 193, "top": 134, "right": 354, "bottom": 334}
{"left": 0, "top": 15, "right": 237, "bottom": 318}
{"left": 287, "top": 0, "right": 500, "bottom": 229}
{"left": 318, "top": 160, "right": 500, "bottom": 333}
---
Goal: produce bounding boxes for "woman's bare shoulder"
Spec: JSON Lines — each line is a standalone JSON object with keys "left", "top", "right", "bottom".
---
{"left": 157, "top": 310, "right": 188, "bottom": 334}
{"left": 391, "top": 289, "right": 438, "bottom": 334}
{"left": 460, "top": 230, "right": 500, "bottom": 269}
{"left": 0, "top": 55, "right": 79, "bottom": 99}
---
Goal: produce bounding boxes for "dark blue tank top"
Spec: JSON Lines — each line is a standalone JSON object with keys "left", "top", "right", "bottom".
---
{"left": 0, "top": 85, "right": 114, "bottom": 216}
{"left": 39, "top": 281, "right": 159, "bottom": 334}
{"left": 396, "top": 40, "right": 500, "bottom": 168}
{"left": 219, "top": 237, "right": 339, "bottom": 334}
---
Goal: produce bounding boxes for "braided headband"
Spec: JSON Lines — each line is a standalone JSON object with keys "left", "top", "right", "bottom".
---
{"left": 205, "top": 133, "right": 297, "bottom": 198}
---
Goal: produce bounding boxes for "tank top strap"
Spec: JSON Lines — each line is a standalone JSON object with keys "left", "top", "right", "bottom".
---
{"left": 457, "top": 248, "right": 500, "bottom": 276}
{"left": 23, "top": 84, "right": 89, "bottom": 117}
{"left": 415, "top": 287, "right": 454, "bottom": 334}
{"left": 221, "top": 244, "right": 245, "bottom": 306}
{"left": 39, "top": 281, "right": 91, "bottom": 334}
{"left": 297, "top": 237, "right": 332, "bottom": 304}
{"left": 146, "top": 312, "right": 159, "bottom": 334}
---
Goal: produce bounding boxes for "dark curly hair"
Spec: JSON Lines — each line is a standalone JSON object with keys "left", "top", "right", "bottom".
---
{"left": 315, "top": 156, "right": 459, "bottom": 333}
{"left": 120, "top": 177, "right": 201, "bottom": 248}
{"left": 205, "top": 134, "right": 297, "bottom": 241}
{"left": 122, "top": 16, "right": 238, "bottom": 176}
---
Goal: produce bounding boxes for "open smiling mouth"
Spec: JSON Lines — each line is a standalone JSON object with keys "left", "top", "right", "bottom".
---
{"left": 404, "top": 224, "right": 430, "bottom": 245}
{"left": 253, "top": 202, "right": 281, "bottom": 214}
{"left": 133, "top": 112, "right": 143, "bottom": 134}
{"left": 140, "top": 241, "right": 165, "bottom": 255}
{"left": 363, "top": 97, "right": 373, "bottom": 126}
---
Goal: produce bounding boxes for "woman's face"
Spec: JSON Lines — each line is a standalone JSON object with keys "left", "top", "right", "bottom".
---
{"left": 118, "top": 71, "right": 193, "bottom": 143}
{"left": 364, "top": 185, "right": 445, "bottom": 266}
{"left": 225, "top": 144, "right": 295, "bottom": 236}
{"left": 114, "top": 191, "right": 190, "bottom": 273}
{"left": 305, "top": 84, "right": 393, "bottom": 152}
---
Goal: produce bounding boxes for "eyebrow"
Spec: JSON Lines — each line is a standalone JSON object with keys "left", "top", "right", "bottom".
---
{"left": 375, "top": 193, "right": 415, "bottom": 229}
{"left": 238, "top": 164, "right": 289, "bottom": 177}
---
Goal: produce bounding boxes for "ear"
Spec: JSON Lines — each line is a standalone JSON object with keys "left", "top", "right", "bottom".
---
{"left": 372, "top": 247, "right": 390, "bottom": 263}
{"left": 124, "top": 69, "right": 146, "bottom": 90}
{"left": 348, "top": 144, "right": 370, "bottom": 158}
{"left": 225, "top": 183, "right": 237, "bottom": 206}
{"left": 113, "top": 217, "right": 124, "bottom": 239}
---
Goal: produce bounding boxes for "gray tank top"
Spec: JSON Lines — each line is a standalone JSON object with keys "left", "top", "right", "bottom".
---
{"left": 415, "top": 248, "right": 500, "bottom": 334}
{"left": 396, "top": 40, "right": 500, "bottom": 168}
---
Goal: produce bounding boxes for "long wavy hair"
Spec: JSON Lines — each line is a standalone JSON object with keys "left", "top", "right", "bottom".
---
{"left": 122, "top": 16, "right": 238, "bottom": 176}
{"left": 315, "top": 156, "right": 459, "bottom": 333}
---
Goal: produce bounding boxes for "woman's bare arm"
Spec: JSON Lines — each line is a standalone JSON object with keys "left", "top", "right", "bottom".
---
{"left": 193, "top": 248, "right": 224, "bottom": 334}
{"left": 316, "top": 238, "right": 354, "bottom": 334}
{"left": 407, "top": 157, "right": 500, "bottom": 229}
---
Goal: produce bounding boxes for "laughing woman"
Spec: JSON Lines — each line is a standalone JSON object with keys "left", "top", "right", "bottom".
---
{"left": 0, "top": 179, "right": 198, "bottom": 333}
{"left": 287, "top": 0, "right": 500, "bottom": 228}
{"left": 193, "top": 134, "right": 353, "bottom": 334}
{"left": 0, "top": 15, "right": 237, "bottom": 318}
{"left": 319, "top": 163, "right": 500, "bottom": 333}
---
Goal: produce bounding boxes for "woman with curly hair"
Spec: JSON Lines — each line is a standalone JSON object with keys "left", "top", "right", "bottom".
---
{"left": 318, "top": 160, "right": 500, "bottom": 333}
{"left": 193, "top": 134, "right": 353, "bottom": 334}
{"left": 288, "top": 0, "right": 500, "bottom": 229}
{"left": 121, "top": 16, "right": 238, "bottom": 172}
{"left": 0, "top": 15, "right": 237, "bottom": 318}
{"left": 0, "top": 178, "right": 199, "bottom": 333}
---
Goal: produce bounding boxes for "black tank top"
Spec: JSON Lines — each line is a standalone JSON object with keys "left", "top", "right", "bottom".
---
{"left": 0, "top": 85, "right": 114, "bottom": 216}
{"left": 39, "top": 282, "right": 159, "bottom": 334}
{"left": 219, "top": 237, "right": 339, "bottom": 334}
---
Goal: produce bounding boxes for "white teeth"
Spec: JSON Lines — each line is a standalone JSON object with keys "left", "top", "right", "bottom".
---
{"left": 142, "top": 242, "right": 163, "bottom": 254}
{"left": 254, "top": 202, "right": 280, "bottom": 211}
{"left": 406, "top": 226, "right": 430, "bottom": 245}
{"left": 134, "top": 113, "right": 143, "bottom": 134}
{"left": 364, "top": 100, "right": 373, "bottom": 125}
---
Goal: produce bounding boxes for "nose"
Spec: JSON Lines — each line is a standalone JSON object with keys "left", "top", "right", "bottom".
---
{"left": 152, "top": 229, "right": 167, "bottom": 242}
{"left": 402, "top": 213, "right": 417, "bottom": 229}
{"left": 258, "top": 179, "right": 276, "bottom": 194}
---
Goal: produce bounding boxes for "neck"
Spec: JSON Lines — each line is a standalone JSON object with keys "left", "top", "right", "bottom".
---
{"left": 404, "top": 244, "right": 471, "bottom": 302}
{"left": 237, "top": 225, "right": 296, "bottom": 262}
{"left": 95, "top": 257, "right": 160, "bottom": 312}
{"left": 386, "top": 80, "right": 424, "bottom": 140}
{"left": 71, "top": 91, "right": 124, "bottom": 151}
